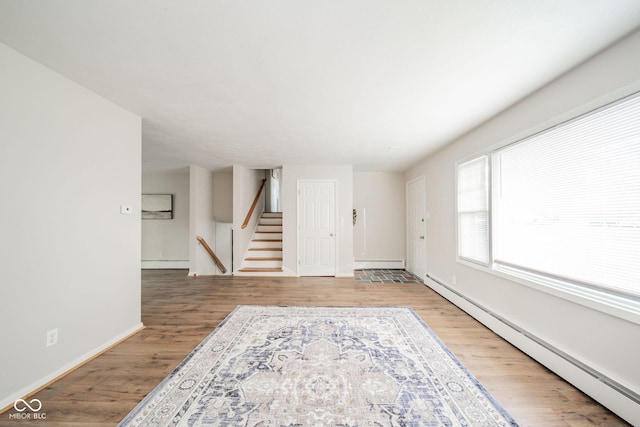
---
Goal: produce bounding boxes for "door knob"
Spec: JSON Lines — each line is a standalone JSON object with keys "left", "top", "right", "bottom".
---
{"left": 330, "top": 233, "right": 334, "bottom": 237}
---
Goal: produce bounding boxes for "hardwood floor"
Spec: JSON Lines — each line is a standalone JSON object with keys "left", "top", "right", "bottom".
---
{"left": 2, "top": 270, "right": 629, "bottom": 426}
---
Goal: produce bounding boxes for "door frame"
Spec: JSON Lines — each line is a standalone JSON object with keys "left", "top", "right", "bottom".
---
{"left": 406, "top": 175, "right": 427, "bottom": 280}
{"left": 297, "top": 179, "right": 337, "bottom": 276}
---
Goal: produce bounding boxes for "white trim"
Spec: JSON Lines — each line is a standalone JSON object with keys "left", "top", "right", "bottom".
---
{"left": 335, "top": 272, "right": 355, "bottom": 278}
{"left": 232, "top": 266, "right": 297, "bottom": 278}
{"left": 354, "top": 260, "right": 405, "bottom": 269}
{"left": 458, "top": 257, "right": 640, "bottom": 326}
{"left": 0, "top": 323, "right": 144, "bottom": 411}
{"left": 424, "top": 275, "right": 640, "bottom": 426}
{"left": 142, "top": 260, "right": 189, "bottom": 269}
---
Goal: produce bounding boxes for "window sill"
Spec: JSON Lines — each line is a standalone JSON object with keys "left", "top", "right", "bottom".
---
{"left": 456, "top": 257, "right": 640, "bottom": 326}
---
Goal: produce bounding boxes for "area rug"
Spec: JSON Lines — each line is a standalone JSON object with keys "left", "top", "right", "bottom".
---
{"left": 119, "top": 306, "right": 518, "bottom": 426}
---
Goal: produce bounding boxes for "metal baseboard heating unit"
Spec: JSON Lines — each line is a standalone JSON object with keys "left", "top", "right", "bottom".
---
{"left": 354, "top": 259, "right": 405, "bottom": 269}
{"left": 424, "top": 273, "right": 640, "bottom": 424}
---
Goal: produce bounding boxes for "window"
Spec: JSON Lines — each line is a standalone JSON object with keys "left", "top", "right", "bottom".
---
{"left": 456, "top": 156, "right": 490, "bottom": 265}
{"left": 457, "top": 92, "right": 640, "bottom": 299}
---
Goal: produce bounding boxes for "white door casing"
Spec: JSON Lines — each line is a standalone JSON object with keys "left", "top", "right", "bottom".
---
{"left": 407, "top": 176, "right": 427, "bottom": 280}
{"left": 298, "top": 180, "right": 336, "bottom": 276}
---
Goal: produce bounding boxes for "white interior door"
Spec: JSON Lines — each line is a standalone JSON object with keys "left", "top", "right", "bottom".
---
{"left": 298, "top": 180, "right": 336, "bottom": 276}
{"left": 407, "top": 176, "right": 427, "bottom": 280}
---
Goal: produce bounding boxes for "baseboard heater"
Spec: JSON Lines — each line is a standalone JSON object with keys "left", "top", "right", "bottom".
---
{"left": 424, "top": 274, "right": 640, "bottom": 423}
{"left": 354, "top": 259, "right": 405, "bottom": 269}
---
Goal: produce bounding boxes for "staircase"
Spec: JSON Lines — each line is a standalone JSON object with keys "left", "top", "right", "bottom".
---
{"left": 238, "top": 212, "right": 283, "bottom": 273}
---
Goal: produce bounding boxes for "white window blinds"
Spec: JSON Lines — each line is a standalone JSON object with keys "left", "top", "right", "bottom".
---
{"left": 493, "top": 93, "right": 640, "bottom": 296}
{"left": 457, "top": 155, "right": 490, "bottom": 265}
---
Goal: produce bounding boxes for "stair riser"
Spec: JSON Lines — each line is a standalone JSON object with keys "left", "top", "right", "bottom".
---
{"left": 248, "top": 250, "right": 283, "bottom": 258}
{"left": 235, "top": 269, "right": 285, "bottom": 275}
{"left": 259, "top": 218, "right": 282, "bottom": 225}
{"left": 241, "top": 212, "right": 283, "bottom": 273}
{"left": 254, "top": 233, "right": 282, "bottom": 240}
{"left": 257, "top": 225, "right": 282, "bottom": 232}
{"left": 250, "top": 241, "right": 283, "bottom": 249}
{"left": 243, "top": 260, "right": 283, "bottom": 268}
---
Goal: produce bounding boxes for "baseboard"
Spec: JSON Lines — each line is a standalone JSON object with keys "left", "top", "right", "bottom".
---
{"left": 0, "top": 323, "right": 144, "bottom": 413}
{"left": 142, "top": 260, "right": 189, "bottom": 269}
{"left": 424, "top": 275, "right": 640, "bottom": 426}
{"left": 353, "top": 259, "right": 405, "bottom": 269}
{"left": 336, "top": 272, "right": 355, "bottom": 278}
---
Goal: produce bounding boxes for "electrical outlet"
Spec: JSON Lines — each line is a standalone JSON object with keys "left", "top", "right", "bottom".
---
{"left": 120, "top": 205, "right": 133, "bottom": 215}
{"left": 46, "top": 328, "right": 58, "bottom": 347}
{"left": 452, "top": 275, "right": 457, "bottom": 285}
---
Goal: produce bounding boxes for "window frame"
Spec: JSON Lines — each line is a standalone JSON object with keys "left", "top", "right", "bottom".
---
{"left": 455, "top": 90, "right": 640, "bottom": 326}
{"left": 455, "top": 155, "right": 491, "bottom": 267}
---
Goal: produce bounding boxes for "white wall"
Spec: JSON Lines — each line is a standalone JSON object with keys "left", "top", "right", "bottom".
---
{"left": 0, "top": 43, "right": 142, "bottom": 409}
{"left": 282, "top": 165, "right": 354, "bottom": 277}
{"left": 188, "top": 165, "right": 219, "bottom": 275}
{"left": 353, "top": 172, "right": 405, "bottom": 263}
{"left": 142, "top": 171, "right": 189, "bottom": 269}
{"left": 406, "top": 30, "right": 640, "bottom": 424}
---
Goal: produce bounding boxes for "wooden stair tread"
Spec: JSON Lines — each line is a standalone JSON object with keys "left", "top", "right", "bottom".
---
{"left": 242, "top": 212, "right": 284, "bottom": 274}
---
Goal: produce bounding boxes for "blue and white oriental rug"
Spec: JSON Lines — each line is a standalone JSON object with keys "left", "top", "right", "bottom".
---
{"left": 120, "top": 306, "right": 518, "bottom": 426}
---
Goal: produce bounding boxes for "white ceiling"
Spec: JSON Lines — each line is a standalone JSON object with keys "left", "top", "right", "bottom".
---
{"left": 1, "top": 1, "right": 640, "bottom": 172}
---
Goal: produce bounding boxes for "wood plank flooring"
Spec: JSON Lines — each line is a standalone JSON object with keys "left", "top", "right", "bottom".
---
{"left": 1, "top": 270, "right": 629, "bottom": 426}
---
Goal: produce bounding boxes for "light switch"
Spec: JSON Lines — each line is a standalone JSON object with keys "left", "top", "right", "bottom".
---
{"left": 120, "top": 205, "right": 133, "bottom": 215}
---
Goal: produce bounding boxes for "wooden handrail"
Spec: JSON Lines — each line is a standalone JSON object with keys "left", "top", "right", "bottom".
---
{"left": 241, "top": 178, "right": 267, "bottom": 229}
{"left": 196, "top": 236, "right": 227, "bottom": 273}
